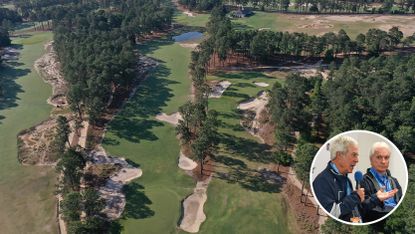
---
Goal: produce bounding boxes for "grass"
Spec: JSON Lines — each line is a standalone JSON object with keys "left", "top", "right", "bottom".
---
{"left": 102, "top": 37, "right": 195, "bottom": 233}
{"left": 233, "top": 11, "right": 415, "bottom": 38}
{"left": 173, "top": 11, "right": 210, "bottom": 28}
{"left": 0, "top": 31, "right": 57, "bottom": 233}
{"left": 191, "top": 71, "right": 299, "bottom": 233}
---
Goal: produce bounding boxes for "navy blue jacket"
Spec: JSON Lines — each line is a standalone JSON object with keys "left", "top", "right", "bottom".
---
{"left": 313, "top": 162, "right": 382, "bottom": 222}
{"left": 360, "top": 168, "right": 402, "bottom": 223}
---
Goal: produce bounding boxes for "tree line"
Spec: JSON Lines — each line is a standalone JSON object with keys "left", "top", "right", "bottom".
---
{"left": 199, "top": 10, "right": 415, "bottom": 66}
{"left": 269, "top": 55, "right": 415, "bottom": 232}
{"left": 53, "top": 0, "right": 173, "bottom": 123}
{"left": 175, "top": 8, "right": 228, "bottom": 176}
{"left": 51, "top": 116, "right": 111, "bottom": 233}
{"left": 179, "top": 0, "right": 222, "bottom": 11}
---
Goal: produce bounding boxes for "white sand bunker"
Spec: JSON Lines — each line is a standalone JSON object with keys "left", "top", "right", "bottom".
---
{"left": 184, "top": 11, "right": 194, "bottom": 17}
{"left": 179, "top": 43, "right": 199, "bottom": 49}
{"left": 34, "top": 41, "right": 68, "bottom": 107}
{"left": 238, "top": 91, "right": 269, "bottom": 112}
{"left": 238, "top": 91, "right": 270, "bottom": 140}
{"left": 180, "top": 176, "right": 211, "bottom": 233}
{"left": 155, "top": 112, "right": 183, "bottom": 126}
{"left": 254, "top": 82, "right": 269, "bottom": 87}
{"left": 178, "top": 151, "right": 197, "bottom": 171}
{"left": 209, "top": 80, "right": 231, "bottom": 98}
{"left": 90, "top": 149, "right": 142, "bottom": 220}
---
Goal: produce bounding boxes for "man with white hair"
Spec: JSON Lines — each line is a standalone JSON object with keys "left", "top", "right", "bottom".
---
{"left": 360, "top": 142, "right": 401, "bottom": 225}
{"left": 313, "top": 136, "right": 398, "bottom": 223}
{"left": 313, "top": 135, "right": 365, "bottom": 222}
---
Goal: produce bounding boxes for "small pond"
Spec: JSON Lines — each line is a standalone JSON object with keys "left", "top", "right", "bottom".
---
{"left": 173, "top": 31, "right": 203, "bottom": 42}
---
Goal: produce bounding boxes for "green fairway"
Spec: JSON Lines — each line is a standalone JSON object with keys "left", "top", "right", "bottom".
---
{"left": 193, "top": 71, "right": 298, "bottom": 233}
{"left": 174, "top": 11, "right": 210, "bottom": 28}
{"left": 102, "top": 39, "right": 195, "bottom": 233}
{"left": 0, "top": 31, "right": 57, "bottom": 233}
{"left": 233, "top": 12, "right": 415, "bottom": 38}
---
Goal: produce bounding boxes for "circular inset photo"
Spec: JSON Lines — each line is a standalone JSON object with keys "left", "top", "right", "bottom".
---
{"left": 310, "top": 130, "right": 408, "bottom": 226}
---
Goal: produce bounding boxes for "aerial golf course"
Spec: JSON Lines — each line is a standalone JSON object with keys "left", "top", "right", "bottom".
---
{"left": 1, "top": 2, "right": 415, "bottom": 233}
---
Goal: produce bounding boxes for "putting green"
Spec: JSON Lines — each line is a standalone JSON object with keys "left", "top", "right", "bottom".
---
{"left": 0, "top": 31, "right": 57, "bottom": 234}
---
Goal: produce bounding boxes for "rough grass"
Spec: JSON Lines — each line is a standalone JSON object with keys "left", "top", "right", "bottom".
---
{"left": 0, "top": 31, "right": 57, "bottom": 234}
{"left": 102, "top": 37, "right": 195, "bottom": 233}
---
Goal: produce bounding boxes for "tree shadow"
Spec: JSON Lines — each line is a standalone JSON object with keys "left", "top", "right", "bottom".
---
{"left": 108, "top": 117, "right": 162, "bottom": 143}
{"left": 108, "top": 221, "right": 123, "bottom": 234}
{"left": 101, "top": 137, "right": 120, "bottom": 146}
{"left": 223, "top": 89, "right": 251, "bottom": 99}
{"left": 214, "top": 167, "right": 285, "bottom": 193}
{"left": 122, "top": 182, "right": 155, "bottom": 219}
{"left": 125, "top": 159, "right": 141, "bottom": 168}
{"left": 213, "top": 155, "right": 247, "bottom": 169}
{"left": 0, "top": 52, "right": 29, "bottom": 125}
{"left": 107, "top": 62, "right": 177, "bottom": 143}
{"left": 213, "top": 71, "right": 275, "bottom": 81}
{"left": 231, "top": 22, "right": 254, "bottom": 31}
{"left": 233, "top": 82, "right": 256, "bottom": 88}
{"left": 219, "top": 133, "right": 273, "bottom": 163}
{"left": 137, "top": 39, "right": 174, "bottom": 56}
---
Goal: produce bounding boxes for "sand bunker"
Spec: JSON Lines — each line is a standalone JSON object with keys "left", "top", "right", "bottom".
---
{"left": 155, "top": 112, "right": 183, "bottom": 126}
{"left": 90, "top": 149, "right": 142, "bottom": 220}
{"left": 34, "top": 41, "right": 68, "bottom": 107}
{"left": 238, "top": 91, "right": 270, "bottom": 141}
{"left": 238, "top": 91, "right": 269, "bottom": 112}
{"left": 178, "top": 151, "right": 197, "bottom": 171}
{"left": 183, "top": 11, "right": 194, "bottom": 17}
{"left": 209, "top": 80, "right": 231, "bottom": 98}
{"left": 254, "top": 82, "right": 269, "bottom": 87}
{"left": 179, "top": 176, "right": 211, "bottom": 233}
{"left": 179, "top": 43, "right": 199, "bottom": 49}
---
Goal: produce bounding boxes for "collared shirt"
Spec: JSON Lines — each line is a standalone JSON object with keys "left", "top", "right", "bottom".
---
{"left": 370, "top": 167, "right": 397, "bottom": 207}
{"left": 330, "top": 162, "right": 352, "bottom": 195}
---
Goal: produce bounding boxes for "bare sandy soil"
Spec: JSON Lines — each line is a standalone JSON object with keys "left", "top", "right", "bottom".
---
{"left": 34, "top": 41, "right": 68, "bottom": 107}
{"left": 17, "top": 118, "right": 59, "bottom": 165}
{"left": 294, "top": 14, "right": 415, "bottom": 36}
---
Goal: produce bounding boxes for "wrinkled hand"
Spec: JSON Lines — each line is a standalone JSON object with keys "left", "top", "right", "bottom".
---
{"left": 376, "top": 188, "right": 398, "bottom": 202}
{"left": 357, "top": 188, "right": 365, "bottom": 202}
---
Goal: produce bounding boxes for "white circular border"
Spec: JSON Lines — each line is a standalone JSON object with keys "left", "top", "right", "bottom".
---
{"left": 309, "top": 130, "right": 409, "bottom": 226}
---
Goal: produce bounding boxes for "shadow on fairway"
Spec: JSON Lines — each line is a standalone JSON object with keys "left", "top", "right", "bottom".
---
{"left": 213, "top": 71, "right": 275, "bottom": 81}
{"left": 219, "top": 133, "right": 273, "bottom": 163}
{"left": 107, "top": 63, "right": 177, "bottom": 143}
{"left": 0, "top": 55, "right": 30, "bottom": 124}
{"left": 122, "top": 182, "right": 155, "bottom": 219}
{"left": 205, "top": 156, "right": 285, "bottom": 193}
